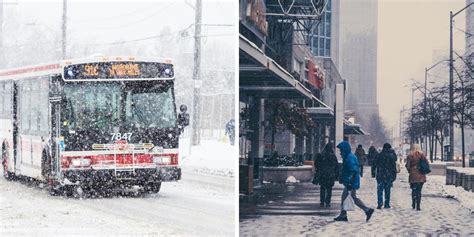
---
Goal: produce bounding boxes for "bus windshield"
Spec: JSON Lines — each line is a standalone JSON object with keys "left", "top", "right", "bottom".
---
{"left": 62, "top": 81, "right": 176, "bottom": 132}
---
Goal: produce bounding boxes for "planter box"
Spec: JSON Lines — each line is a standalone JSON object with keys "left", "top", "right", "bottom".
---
{"left": 262, "top": 165, "right": 313, "bottom": 183}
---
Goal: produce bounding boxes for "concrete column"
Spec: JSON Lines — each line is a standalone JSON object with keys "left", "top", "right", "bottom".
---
{"left": 335, "top": 83, "right": 345, "bottom": 161}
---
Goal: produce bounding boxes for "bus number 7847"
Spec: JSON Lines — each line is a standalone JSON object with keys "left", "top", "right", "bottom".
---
{"left": 111, "top": 132, "right": 133, "bottom": 141}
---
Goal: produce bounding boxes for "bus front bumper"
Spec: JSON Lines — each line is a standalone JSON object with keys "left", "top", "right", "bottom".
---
{"left": 61, "top": 166, "right": 181, "bottom": 185}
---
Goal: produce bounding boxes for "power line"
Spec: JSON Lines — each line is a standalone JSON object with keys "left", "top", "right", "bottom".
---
{"left": 71, "top": 2, "right": 176, "bottom": 30}
{"left": 83, "top": 33, "right": 234, "bottom": 47}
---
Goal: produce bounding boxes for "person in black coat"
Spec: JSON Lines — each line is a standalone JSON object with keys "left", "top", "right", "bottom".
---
{"left": 368, "top": 146, "right": 378, "bottom": 178}
{"left": 314, "top": 143, "right": 339, "bottom": 207}
{"left": 373, "top": 143, "right": 397, "bottom": 209}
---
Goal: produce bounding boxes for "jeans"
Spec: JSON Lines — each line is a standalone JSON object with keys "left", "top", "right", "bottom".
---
{"left": 377, "top": 180, "right": 393, "bottom": 207}
{"left": 320, "top": 185, "right": 333, "bottom": 205}
{"left": 339, "top": 187, "right": 369, "bottom": 217}
{"left": 360, "top": 165, "right": 364, "bottom": 177}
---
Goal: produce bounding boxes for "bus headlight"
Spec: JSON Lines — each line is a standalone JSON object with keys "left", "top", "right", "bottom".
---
{"left": 70, "top": 158, "right": 92, "bottom": 167}
{"left": 153, "top": 156, "right": 171, "bottom": 164}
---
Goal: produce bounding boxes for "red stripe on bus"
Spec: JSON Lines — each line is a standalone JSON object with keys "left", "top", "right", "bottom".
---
{"left": 61, "top": 153, "right": 178, "bottom": 168}
{"left": 0, "top": 64, "right": 60, "bottom": 77}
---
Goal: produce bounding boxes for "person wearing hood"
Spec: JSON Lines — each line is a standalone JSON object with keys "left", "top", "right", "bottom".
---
{"left": 355, "top": 144, "right": 367, "bottom": 177}
{"left": 315, "top": 143, "right": 339, "bottom": 207}
{"left": 373, "top": 143, "right": 397, "bottom": 209}
{"left": 334, "top": 141, "right": 375, "bottom": 222}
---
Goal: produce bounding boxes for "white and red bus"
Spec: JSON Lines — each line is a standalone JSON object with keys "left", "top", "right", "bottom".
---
{"left": 0, "top": 56, "right": 189, "bottom": 195}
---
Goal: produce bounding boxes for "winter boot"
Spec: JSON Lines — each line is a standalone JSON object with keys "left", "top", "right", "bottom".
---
{"left": 416, "top": 197, "right": 421, "bottom": 211}
{"left": 334, "top": 216, "right": 348, "bottom": 222}
{"left": 411, "top": 195, "right": 416, "bottom": 209}
{"left": 365, "top": 208, "right": 374, "bottom": 222}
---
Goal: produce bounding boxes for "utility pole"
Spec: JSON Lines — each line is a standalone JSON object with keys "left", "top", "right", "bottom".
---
{"left": 191, "top": 0, "right": 202, "bottom": 146}
{"left": 424, "top": 67, "right": 428, "bottom": 156}
{"left": 62, "top": 0, "right": 67, "bottom": 59}
{"left": 449, "top": 11, "right": 454, "bottom": 162}
{"left": 399, "top": 106, "right": 404, "bottom": 148}
{"left": 411, "top": 88, "right": 415, "bottom": 145}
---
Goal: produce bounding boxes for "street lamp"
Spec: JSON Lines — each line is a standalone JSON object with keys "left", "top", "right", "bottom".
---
{"left": 449, "top": 2, "right": 474, "bottom": 161}
{"left": 411, "top": 87, "right": 416, "bottom": 145}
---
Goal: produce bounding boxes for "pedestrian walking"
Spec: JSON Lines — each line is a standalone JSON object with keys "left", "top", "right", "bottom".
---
{"left": 405, "top": 144, "right": 429, "bottom": 211}
{"left": 334, "top": 140, "right": 374, "bottom": 222}
{"left": 368, "top": 146, "right": 378, "bottom": 178}
{"left": 355, "top": 144, "right": 366, "bottom": 177}
{"left": 225, "top": 119, "right": 235, "bottom": 146}
{"left": 314, "top": 143, "right": 339, "bottom": 207}
{"left": 373, "top": 143, "right": 397, "bottom": 209}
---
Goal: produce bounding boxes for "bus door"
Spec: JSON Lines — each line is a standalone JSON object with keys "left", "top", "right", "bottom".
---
{"left": 49, "top": 75, "right": 63, "bottom": 179}
{"left": 12, "top": 82, "right": 19, "bottom": 173}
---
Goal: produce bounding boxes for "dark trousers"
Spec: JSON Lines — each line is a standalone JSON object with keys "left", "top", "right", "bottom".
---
{"left": 377, "top": 180, "right": 393, "bottom": 207}
{"left": 320, "top": 185, "right": 333, "bottom": 205}
{"left": 339, "top": 187, "right": 369, "bottom": 217}
{"left": 359, "top": 165, "right": 364, "bottom": 177}
{"left": 410, "top": 182, "right": 424, "bottom": 208}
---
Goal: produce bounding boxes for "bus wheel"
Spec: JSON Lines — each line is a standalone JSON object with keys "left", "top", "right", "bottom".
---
{"left": 2, "top": 146, "right": 13, "bottom": 181}
{"left": 144, "top": 182, "right": 162, "bottom": 194}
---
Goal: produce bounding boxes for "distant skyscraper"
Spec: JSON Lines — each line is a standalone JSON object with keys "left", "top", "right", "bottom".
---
{"left": 339, "top": 0, "right": 379, "bottom": 124}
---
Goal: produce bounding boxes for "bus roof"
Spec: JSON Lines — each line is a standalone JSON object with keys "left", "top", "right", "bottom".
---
{"left": 0, "top": 56, "right": 174, "bottom": 81}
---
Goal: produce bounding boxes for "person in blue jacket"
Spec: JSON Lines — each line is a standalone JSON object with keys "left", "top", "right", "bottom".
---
{"left": 334, "top": 140, "right": 375, "bottom": 222}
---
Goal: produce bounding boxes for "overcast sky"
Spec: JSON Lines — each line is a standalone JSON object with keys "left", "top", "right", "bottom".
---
{"left": 377, "top": 0, "right": 466, "bottom": 133}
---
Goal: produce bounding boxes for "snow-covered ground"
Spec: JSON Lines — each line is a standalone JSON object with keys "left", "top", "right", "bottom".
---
{"left": 180, "top": 138, "right": 235, "bottom": 178}
{"left": 0, "top": 139, "right": 235, "bottom": 236}
{"left": 240, "top": 168, "right": 474, "bottom": 236}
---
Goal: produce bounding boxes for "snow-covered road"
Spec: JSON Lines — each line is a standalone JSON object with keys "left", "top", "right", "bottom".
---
{"left": 0, "top": 167, "right": 235, "bottom": 236}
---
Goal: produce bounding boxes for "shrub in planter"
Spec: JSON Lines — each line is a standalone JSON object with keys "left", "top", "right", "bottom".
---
{"left": 263, "top": 152, "right": 303, "bottom": 167}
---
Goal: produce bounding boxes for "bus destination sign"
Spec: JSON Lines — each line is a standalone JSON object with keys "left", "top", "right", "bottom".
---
{"left": 63, "top": 61, "right": 174, "bottom": 80}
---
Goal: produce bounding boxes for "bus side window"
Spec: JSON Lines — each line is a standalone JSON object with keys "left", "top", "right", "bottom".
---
{"left": 20, "top": 81, "right": 31, "bottom": 132}
{"left": 30, "top": 80, "right": 41, "bottom": 132}
{"left": 39, "top": 78, "right": 49, "bottom": 132}
{"left": 5, "top": 82, "right": 12, "bottom": 116}
{"left": 0, "top": 82, "right": 4, "bottom": 115}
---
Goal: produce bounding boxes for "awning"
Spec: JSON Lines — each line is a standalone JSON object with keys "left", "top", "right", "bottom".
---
{"left": 239, "top": 35, "right": 312, "bottom": 99}
{"left": 307, "top": 95, "right": 333, "bottom": 119}
{"left": 344, "top": 123, "right": 369, "bottom": 135}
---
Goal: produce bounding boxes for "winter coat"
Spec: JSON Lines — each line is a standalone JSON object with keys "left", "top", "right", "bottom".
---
{"left": 374, "top": 148, "right": 397, "bottom": 182}
{"left": 355, "top": 147, "right": 367, "bottom": 166}
{"left": 367, "top": 150, "right": 377, "bottom": 167}
{"left": 406, "top": 151, "right": 427, "bottom": 183}
{"left": 337, "top": 141, "right": 360, "bottom": 190}
{"left": 315, "top": 151, "right": 339, "bottom": 187}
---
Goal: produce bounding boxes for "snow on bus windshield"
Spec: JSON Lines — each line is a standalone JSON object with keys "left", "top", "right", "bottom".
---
{"left": 62, "top": 82, "right": 176, "bottom": 131}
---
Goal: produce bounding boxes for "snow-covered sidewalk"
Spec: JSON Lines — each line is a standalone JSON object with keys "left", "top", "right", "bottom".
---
{"left": 180, "top": 138, "right": 235, "bottom": 178}
{"left": 240, "top": 168, "right": 474, "bottom": 236}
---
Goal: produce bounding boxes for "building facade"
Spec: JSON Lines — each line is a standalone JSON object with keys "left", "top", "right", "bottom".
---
{"left": 339, "top": 0, "right": 379, "bottom": 127}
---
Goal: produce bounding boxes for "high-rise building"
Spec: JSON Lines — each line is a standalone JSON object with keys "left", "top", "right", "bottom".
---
{"left": 339, "top": 0, "right": 379, "bottom": 125}
{"left": 309, "top": 0, "right": 340, "bottom": 69}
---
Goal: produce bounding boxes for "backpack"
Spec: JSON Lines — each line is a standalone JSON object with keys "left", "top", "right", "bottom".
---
{"left": 419, "top": 158, "right": 431, "bottom": 174}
